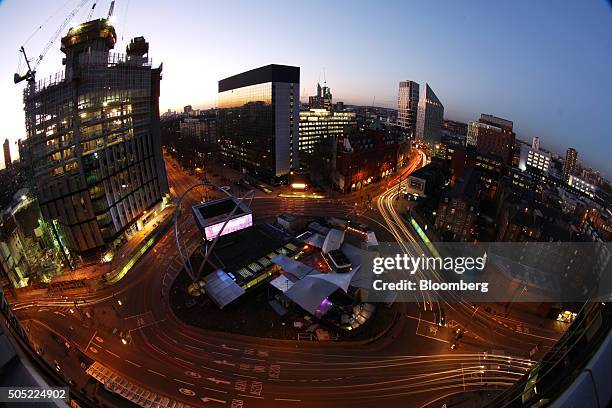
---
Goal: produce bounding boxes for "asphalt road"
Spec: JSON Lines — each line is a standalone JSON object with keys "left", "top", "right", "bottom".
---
{"left": 10, "top": 151, "right": 563, "bottom": 408}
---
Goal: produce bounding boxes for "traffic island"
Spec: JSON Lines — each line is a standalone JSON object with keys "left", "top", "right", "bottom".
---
{"left": 168, "top": 204, "right": 399, "bottom": 342}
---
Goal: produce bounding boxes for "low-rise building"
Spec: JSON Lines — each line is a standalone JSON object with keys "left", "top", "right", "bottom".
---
{"left": 434, "top": 171, "right": 480, "bottom": 241}
{"left": 568, "top": 175, "right": 596, "bottom": 198}
{"left": 179, "top": 115, "right": 217, "bottom": 145}
{"left": 333, "top": 127, "right": 409, "bottom": 193}
{"left": 405, "top": 161, "right": 447, "bottom": 199}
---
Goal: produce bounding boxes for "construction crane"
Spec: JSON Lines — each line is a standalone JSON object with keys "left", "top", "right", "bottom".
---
{"left": 86, "top": 2, "right": 96, "bottom": 21}
{"left": 14, "top": 0, "right": 92, "bottom": 85}
{"left": 107, "top": 0, "right": 115, "bottom": 20}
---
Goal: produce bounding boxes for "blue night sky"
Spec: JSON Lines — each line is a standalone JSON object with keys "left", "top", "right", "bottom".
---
{"left": 1, "top": 0, "right": 611, "bottom": 175}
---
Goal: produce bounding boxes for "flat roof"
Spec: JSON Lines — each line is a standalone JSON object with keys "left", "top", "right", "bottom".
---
{"left": 204, "top": 269, "right": 245, "bottom": 309}
{"left": 211, "top": 224, "right": 292, "bottom": 286}
{"left": 192, "top": 197, "right": 250, "bottom": 227}
{"left": 328, "top": 249, "right": 351, "bottom": 270}
{"left": 219, "top": 64, "right": 300, "bottom": 92}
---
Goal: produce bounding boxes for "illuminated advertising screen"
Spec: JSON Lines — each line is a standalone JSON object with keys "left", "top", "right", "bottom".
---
{"left": 204, "top": 213, "right": 253, "bottom": 241}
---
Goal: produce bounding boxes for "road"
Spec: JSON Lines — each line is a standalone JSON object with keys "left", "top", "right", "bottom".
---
{"left": 9, "top": 150, "right": 563, "bottom": 408}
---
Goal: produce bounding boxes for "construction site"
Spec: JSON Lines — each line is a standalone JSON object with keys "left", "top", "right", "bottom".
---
{"left": 16, "top": 0, "right": 170, "bottom": 269}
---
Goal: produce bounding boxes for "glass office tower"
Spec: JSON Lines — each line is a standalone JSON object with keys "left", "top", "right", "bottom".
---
{"left": 218, "top": 65, "right": 300, "bottom": 183}
{"left": 20, "top": 19, "right": 169, "bottom": 260}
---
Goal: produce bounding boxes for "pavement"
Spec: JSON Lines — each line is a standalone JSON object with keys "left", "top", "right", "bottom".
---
{"left": 7, "top": 150, "right": 566, "bottom": 408}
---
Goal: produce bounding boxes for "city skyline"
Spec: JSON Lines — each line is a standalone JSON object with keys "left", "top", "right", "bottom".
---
{"left": 0, "top": 2, "right": 610, "bottom": 406}
{"left": 1, "top": 0, "right": 611, "bottom": 176}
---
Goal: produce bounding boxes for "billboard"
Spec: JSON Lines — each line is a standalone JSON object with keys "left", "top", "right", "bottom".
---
{"left": 204, "top": 213, "right": 253, "bottom": 241}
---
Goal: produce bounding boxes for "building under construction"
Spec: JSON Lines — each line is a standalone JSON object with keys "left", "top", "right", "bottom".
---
{"left": 19, "top": 18, "right": 169, "bottom": 261}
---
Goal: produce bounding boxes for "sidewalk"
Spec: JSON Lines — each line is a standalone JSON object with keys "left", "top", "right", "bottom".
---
{"left": 10, "top": 205, "right": 175, "bottom": 300}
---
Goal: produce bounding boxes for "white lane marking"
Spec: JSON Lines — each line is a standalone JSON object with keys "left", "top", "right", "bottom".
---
{"left": 201, "top": 396, "right": 227, "bottom": 404}
{"left": 234, "top": 374, "right": 257, "bottom": 380}
{"left": 237, "top": 394, "right": 263, "bottom": 400}
{"left": 147, "top": 369, "right": 166, "bottom": 377}
{"left": 173, "top": 378, "right": 194, "bottom": 386}
{"left": 202, "top": 366, "right": 224, "bottom": 373}
{"left": 212, "top": 351, "right": 232, "bottom": 357}
{"left": 125, "top": 359, "right": 141, "bottom": 367}
{"left": 201, "top": 386, "right": 228, "bottom": 394}
{"left": 242, "top": 357, "right": 265, "bottom": 363}
{"left": 105, "top": 349, "right": 120, "bottom": 358}
{"left": 174, "top": 356, "right": 195, "bottom": 365}
{"left": 275, "top": 398, "right": 301, "bottom": 402}
{"left": 85, "top": 330, "right": 97, "bottom": 352}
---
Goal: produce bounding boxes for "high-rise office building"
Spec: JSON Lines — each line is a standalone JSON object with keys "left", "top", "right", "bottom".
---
{"left": 218, "top": 64, "right": 300, "bottom": 182}
{"left": 298, "top": 108, "right": 356, "bottom": 155}
{"left": 563, "top": 147, "right": 578, "bottom": 182}
{"left": 3, "top": 139, "right": 11, "bottom": 168}
{"left": 397, "top": 80, "right": 419, "bottom": 137}
{"left": 519, "top": 148, "right": 551, "bottom": 174}
{"left": 468, "top": 114, "right": 515, "bottom": 164}
{"left": 415, "top": 83, "right": 444, "bottom": 145}
{"left": 309, "top": 82, "right": 332, "bottom": 110}
{"left": 532, "top": 136, "right": 540, "bottom": 151}
{"left": 20, "top": 19, "right": 169, "bottom": 258}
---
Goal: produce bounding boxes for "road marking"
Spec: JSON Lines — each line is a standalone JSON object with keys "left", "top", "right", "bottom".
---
{"left": 201, "top": 396, "right": 227, "bottom": 404}
{"left": 174, "top": 356, "right": 195, "bottom": 365}
{"left": 85, "top": 330, "right": 97, "bottom": 352}
{"left": 234, "top": 374, "right": 257, "bottom": 380}
{"left": 202, "top": 366, "right": 224, "bottom": 373}
{"left": 147, "top": 369, "right": 166, "bottom": 377}
{"left": 212, "top": 351, "right": 233, "bottom": 357}
{"left": 173, "top": 378, "right": 194, "bottom": 386}
{"left": 242, "top": 357, "right": 265, "bottom": 363}
{"left": 179, "top": 388, "right": 196, "bottom": 396}
{"left": 105, "top": 349, "right": 120, "bottom": 358}
{"left": 125, "top": 359, "right": 141, "bottom": 367}
{"left": 206, "top": 377, "right": 231, "bottom": 385}
{"left": 237, "top": 394, "right": 263, "bottom": 400}
{"left": 185, "top": 344, "right": 205, "bottom": 351}
{"left": 275, "top": 398, "right": 301, "bottom": 402}
{"left": 202, "top": 386, "right": 228, "bottom": 394}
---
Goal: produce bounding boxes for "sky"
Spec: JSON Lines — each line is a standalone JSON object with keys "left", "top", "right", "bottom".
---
{"left": 1, "top": 0, "right": 611, "bottom": 175}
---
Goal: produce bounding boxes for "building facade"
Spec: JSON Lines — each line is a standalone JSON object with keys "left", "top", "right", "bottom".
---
{"left": 468, "top": 114, "right": 515, "bottom": 165}
{"left": 3, "top": 139, "right": 11, "bottom": 168}
{"left": 563, "top": 147, "right": 578, "bottom": 182}
{"left": 415, "top": 83, "right": 444, "bottom": 146}
{"left": 443, "top": 120, "right": 468, "bottom": 137}
{"left": 333, "top": 127, "right": 409, "bottom": 193}
{"left": 180, "top": 116, "right": 216, "bottom": 145}
{"left": 519, "top": 148, "right": 551, "bottom": 174}
{"left": 568, "top": 175, "right": 595, "bottom": 198}
{"left": 298, "top": 109, "right": 356, "bottom": 155}
{"left": 20, "top": 20, "right": 169, "bottom": 259}
{"left": 434, "top": 171, "right": 480, "bottom": 242}
{"left": 217, "top": 64, "right": 300, "bottom": 182}
{"left": 397, "top": 80, "right": 419, "bottom": 137}
{"left": 309, "top": 82, "right": 332, "bottom": 110}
